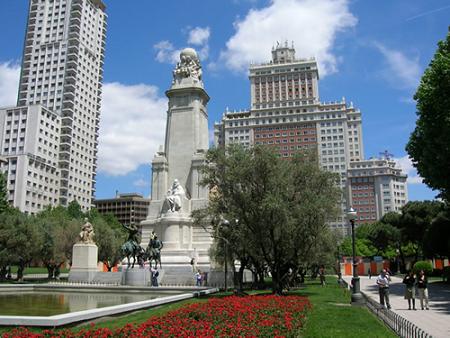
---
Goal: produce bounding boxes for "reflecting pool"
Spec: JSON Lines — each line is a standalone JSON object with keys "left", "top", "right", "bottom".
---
{"left": 0, "top": 290, "right": 182, "bottom": 316}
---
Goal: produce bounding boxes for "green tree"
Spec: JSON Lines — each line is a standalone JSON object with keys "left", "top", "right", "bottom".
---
{"left": 406, "top": 31, "right": 450, "bottom": 202}
{"left": 0, "top": 210, "right": 43, "bottom": 281}
{"left": 400, "top": 201, "right": 444, "bottom": 261}
{"left": 339, "top": 237, "right": 377, "bottom": 257}
{"left": 423, "top": 209, "right": 450, "bottom": 259}
{"left": 90, "top": 211, "right": 126, "bottom": 271}
{"left": 193, "top": 145, "right": 341, "bottom": 294}
{"left": 35, "top": 206, "right": 81, "bottom": 277}
{"left": 67, "top": 200, "right": 84, "bottom": 219}
{"left": 0, "top": 172, "right": 10, "bottom": 214}
{"left": 366, "top": 222, "right": 400, "bottom": 257}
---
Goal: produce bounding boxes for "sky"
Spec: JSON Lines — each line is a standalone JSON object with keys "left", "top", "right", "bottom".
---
{"left": 0, "top": 0, "right": 448, "bottom": 201}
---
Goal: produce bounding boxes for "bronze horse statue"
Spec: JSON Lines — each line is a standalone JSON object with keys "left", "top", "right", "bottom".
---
{"left": 121, "top": 240, "right": 145, "bottom": 268}
{"left": 146, "top": 235, "right": 163, "bottom": 269}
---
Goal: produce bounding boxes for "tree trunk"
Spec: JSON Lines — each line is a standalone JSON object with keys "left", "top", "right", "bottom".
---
{"left": 272, "top": 268, "right": 283, "bottom": 295}
{"left": 238, "top": 264, "right": 245, "bottom": 291}
{"left": 47, "top": 264, "right": 55, "bottom": 279}
{"left": 17, "top": 263, "right": 24, "bottom": 282}
{"left": 399, "top": 247, "right": 406, "bottom": 272}
{"left": 54, "top": 266, "right": 61, "bottom": 280}
{"left": 258, "top": 271, "right": 265, "bottom": 289}
{"left": 0, "top": 266, "right": 6, "bottom": 280}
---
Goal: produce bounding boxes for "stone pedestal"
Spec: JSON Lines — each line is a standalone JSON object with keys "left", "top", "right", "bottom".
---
{"left": 121, "top": 268, "right": 150, "bottom": 286}
{"left": 69, "top": 243, "right": 98, "bottom": 282}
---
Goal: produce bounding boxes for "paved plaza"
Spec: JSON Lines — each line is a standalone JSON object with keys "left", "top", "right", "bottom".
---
{"left": 344, "top": 275, "right": 450, "bottom": 338}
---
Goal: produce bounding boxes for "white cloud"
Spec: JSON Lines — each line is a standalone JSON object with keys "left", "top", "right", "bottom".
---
{"left": 197, "top": 45, "right": 210, "bottom": 61}
{"left": 188, "top": 27, "right": 210, "bottom": 46}
{"left": 133, "top": 178, "right": 148, "bottom": 188}
{"left": 375, "top": 43, "right": 421, "bottom": 89}
{"left": 399, "top": 96, "right": 415, "bottom": 104}
{"left": 394, "top": 155, "right": 423, "bottom": 184}
{"left": 154, "top": 40, "right": 180, "bottom": 64}
{"left": 98, "top": 82, "right": 167, "bottom": 176}
{"left": 155, "top": 27, "right": 211, "bottom": 64}
{"left": 219, "top": 0, "right": 357, "bottom": 75}
{"left": 0, "top": 62, "right": 20, "bottom": 107}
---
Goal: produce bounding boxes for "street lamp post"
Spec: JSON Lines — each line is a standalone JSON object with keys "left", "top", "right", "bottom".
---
{"left": 224, "top": 240, "right": 228, "bottom": 291}
{"left": 221, "top": 219, "right": 230, "bottom": 292}
{"left": 347, "top": 207, "right": 364, "bottom": 305}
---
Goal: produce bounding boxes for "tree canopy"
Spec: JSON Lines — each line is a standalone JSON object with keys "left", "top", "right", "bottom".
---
{"left": 0, "top": 172, "right": 10, "bottom": 214}
{"left": 406, "top": 31, "right": 450, "bottom": 202}
{"left": 193, "top": 145, "right": 341, "bottom": 294}
{"left": 0, "top": 201, "right": 126, "bottom": 279}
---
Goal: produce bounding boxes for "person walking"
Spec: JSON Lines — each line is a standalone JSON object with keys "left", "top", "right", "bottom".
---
{"left": 151, "top": 266, "right": 159, "bottom": 287}
{"left": 403, "top": 271, "right": 416, "bottom": 310}
{"left": 319, "top": 266, "right": 326, "bottom": 287}
{"left": 368, "top": 268, "right": 372, "bottom": 279}
{"left": 417, "top": 270, "right": 429, "bottom": 310}
{"left": 376, "top": 269, "right": 391, "bottom": 309}
{"left": 195, "top": 269, "right": 202, "bottom": 287}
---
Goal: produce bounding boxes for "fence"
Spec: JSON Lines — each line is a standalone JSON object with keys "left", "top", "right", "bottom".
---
{"left": 342, "top": 279, "right": 432, "bottom": 338}
{"left": 363, "top": 293, "right": 432, "bottom": 338}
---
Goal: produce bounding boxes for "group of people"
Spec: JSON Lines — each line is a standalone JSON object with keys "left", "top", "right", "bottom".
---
{"left": 376, "top": 269, "right": 429, "bottom": 310}
{"left": 195, "top": 269, "right": 207, "bottom": 287}
{"left": 402, "top": 270, "right": 429, "bottom": 310}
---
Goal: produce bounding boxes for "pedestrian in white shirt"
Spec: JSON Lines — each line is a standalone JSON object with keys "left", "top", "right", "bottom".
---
{"left": 376, "top": 269, "right": 391, "bottom": 309}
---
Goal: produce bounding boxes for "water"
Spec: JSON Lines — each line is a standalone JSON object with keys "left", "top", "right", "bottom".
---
{"left": 0, "top": 290, "right": 180, "bottom": 316}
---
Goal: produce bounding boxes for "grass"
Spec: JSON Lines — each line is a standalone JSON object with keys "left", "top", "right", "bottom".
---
{"left": 7, "top": 266, "right": 69, "bottom": 275}
{"left": 299, "top": 278, "right": 397, "bottom": 337}
{"left": 0, "top": 279, "right": 396, "bottom": 337}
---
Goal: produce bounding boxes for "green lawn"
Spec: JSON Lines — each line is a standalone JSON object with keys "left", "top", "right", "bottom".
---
{"left": 300, "top": 279, "right": 397, "bottom": 337}
{"left": 0, "top": 279, "right": 396, "bottom": 337}
{"left": 7, "top": 266, "right": 69, "bottom": 275}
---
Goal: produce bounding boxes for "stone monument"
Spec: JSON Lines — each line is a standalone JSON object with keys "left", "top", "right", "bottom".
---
{"left": 141, "top": 48, "right": 212, "bottom": 285}
{"left": 69, "top": 218, "right": 98, "bottom": 282}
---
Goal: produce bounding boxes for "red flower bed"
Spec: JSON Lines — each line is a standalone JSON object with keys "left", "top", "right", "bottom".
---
{"left": 2, "top": 295, "right": 311, "bottom": 338}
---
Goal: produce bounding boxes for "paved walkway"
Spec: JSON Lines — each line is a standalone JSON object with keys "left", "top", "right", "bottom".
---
{"left": 344, "top": 275, "right": 450, "bottom": 338}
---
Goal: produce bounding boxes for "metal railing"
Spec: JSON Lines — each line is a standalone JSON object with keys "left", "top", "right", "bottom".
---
{"left": 342, "top": 279, "right": 432, "bottom": 338}
{"left": 363, "top": 293, "right": 432, "bottom": 338}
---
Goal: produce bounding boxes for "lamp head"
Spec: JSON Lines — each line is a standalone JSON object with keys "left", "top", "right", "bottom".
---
{"left": 347, "top": 207, "right": 357, "bottom": 221}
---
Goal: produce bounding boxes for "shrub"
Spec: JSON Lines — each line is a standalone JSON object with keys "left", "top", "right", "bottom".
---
{"left": 413, "top": 261, "right": 433, "bottom": 275}
{"left": 431, "top": 268, "right": 442, "bottom": 277}
{"left": 443, "top": 266, "right": 450, "bottom": 283}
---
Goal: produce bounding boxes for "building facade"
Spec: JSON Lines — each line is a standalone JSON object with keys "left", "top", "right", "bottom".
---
{"left": 347, "top": 158, "right": 408, "bottom": 224}
{"left": 0, "top": 105, "right": 61, "bottom": 212}
{"left": 0, "top": 0, "right": 107, "bottom": 214}
{"left": 214, "top": 44, "right": 407, "bottom": 233}
{"left": 214, "top": 43, "right": 365, "bottom": 231}
{"left": 93, "top": 193, "right": 150, "bottom": 227}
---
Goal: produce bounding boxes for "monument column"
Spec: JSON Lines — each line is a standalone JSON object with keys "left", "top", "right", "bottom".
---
{"left": 141, "top": 48, "right": 213, "bottom": 280}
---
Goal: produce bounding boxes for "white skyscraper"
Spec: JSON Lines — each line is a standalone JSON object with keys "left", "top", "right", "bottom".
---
{"left": 0, "top": 0, "right": 107, "bottom": 214}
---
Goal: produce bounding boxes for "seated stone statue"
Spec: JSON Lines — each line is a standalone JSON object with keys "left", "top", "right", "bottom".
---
{"left": 79, "top": 218, "right": 95, "bottom": 244}
{"left": 166, "top": 179, "right": 185, "bottom": 212}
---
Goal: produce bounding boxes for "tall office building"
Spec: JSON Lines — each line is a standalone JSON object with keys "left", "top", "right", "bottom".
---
{"left": 347, "top": 158, "right": 408, "bottom": 224}
{"left": 0, "top": 0, "right": 107, "bottom": 213}
{"left": 93, "top": 193, "right": 150, "bottom": 227}
{"left": 214, "top": 43, "right": 364, "bottom": 231}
